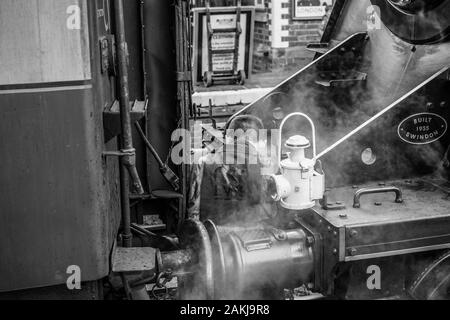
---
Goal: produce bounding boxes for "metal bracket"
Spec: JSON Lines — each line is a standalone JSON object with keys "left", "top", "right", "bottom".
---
{"left": 306, "top": 42, "right": 330, "bottom": 55}
{"left": 103, "top": 99, "right": 148, "bottom": 142}
{"left": 112, "top": 246, "right": 156, "bottom": 273}
{"left": 315, "top": 71, "right": 368, "bottom": 88}
{"left": 176, "top": 71, "right": 192, "bottom": 82}
{"left": 102, "top": 148, "right": 136, "bottom": 158}
{"left": 99, "top": 35, "right": 117, "bottom": 76}
{"left": 321, "top": 188, "right": 347, "bottom": 211}
{"left": 234, "top": 229, "right": 273, "bottom": 252}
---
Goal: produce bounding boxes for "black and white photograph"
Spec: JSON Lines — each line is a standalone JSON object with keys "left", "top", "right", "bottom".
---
{"left": 0, "top": 0, "right": 450, "bottom": 311}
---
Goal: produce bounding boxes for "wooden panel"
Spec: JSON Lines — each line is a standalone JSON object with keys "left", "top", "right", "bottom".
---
{"left": 0, "top": 0, "right": 91, "bottom": 85}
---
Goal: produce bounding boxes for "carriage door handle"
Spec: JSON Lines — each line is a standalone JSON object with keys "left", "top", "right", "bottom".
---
{"left": 353, "top": 186, "right": 403, "bottom": 208}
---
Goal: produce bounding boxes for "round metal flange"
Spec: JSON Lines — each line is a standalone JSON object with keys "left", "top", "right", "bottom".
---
{"left": 179, "top": 219, "right": 214, "bottom": 299}
{"left": 409, "top": 250, "right": 450, "bottom": 300}
{"left": 225, "top": 232, "right": 245, "bottom": 295}
{"left": 370, "top": 0, "right": 450, "bottom": 44}
{"left": 204, "top": 219, "right": 226, "bottom": 299}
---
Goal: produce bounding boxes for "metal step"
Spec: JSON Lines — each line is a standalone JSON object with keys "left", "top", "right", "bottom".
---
{"left": 112, "top": 246, "right": 156, "bottom": 273}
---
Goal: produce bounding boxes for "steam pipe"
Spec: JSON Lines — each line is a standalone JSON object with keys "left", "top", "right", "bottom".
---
{"left": 114, "top": 0, "right": 145, "bottom": 247}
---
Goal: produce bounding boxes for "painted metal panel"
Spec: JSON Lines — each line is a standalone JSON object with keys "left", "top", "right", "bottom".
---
{"left": 0, "top": 0, "right": 91, "bottom": 85}
{"left": 0, "top": 87, "right": 112, "bottom": 291}
{"left": 0, "top": 0, "right": 121, "bottom": 292}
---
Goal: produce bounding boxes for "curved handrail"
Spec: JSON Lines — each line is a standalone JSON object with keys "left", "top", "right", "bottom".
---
{"left": 277, "top": 112, "right": 317, "bottom": 167}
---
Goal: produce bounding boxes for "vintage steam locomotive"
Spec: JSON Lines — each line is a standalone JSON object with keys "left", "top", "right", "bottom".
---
{"left": 157, "top": 0, "right": 450, "bottom": 300}
{"left": 1, "top": 0, "right": 449, "bottom": 300}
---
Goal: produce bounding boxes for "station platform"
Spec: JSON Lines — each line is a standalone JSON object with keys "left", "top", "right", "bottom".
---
{"left": 192, "top": 70, "right": 297, "bottom": 114}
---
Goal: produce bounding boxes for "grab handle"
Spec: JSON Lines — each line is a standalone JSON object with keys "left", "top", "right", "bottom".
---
{"left": 353, "top": 186, "right": 403, "bottom": 209}
{"left": 278, "top": 113, "right": 317, "bottom": 166}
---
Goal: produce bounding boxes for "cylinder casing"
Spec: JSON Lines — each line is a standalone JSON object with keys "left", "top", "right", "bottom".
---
{"left": 220, "top": 228, "right": 314, "bottom": 298}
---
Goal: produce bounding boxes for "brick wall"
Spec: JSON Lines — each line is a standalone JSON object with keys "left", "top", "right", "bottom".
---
{"left": 193, "top": 0, "right": 331, "bottom": 74}
{"left": 283, "top": 20, "right": 323, "bottom": 47}
{"left": 252, "top": 0, "right": 331, "bottom": 74}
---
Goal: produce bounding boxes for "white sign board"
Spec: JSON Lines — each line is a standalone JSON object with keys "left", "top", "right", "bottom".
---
{"left": 201, "top": 14, "right": 247, "bottom": 73}
{"left": 293, "top": 0, "right": 329, "bottom": 20}
{"left": 192, "top": 7, "right": 255, "bottom": 84}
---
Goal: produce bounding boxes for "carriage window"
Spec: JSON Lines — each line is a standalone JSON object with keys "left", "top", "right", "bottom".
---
{"left": 0, "top": 0, "right": 91, "bottom": 85}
